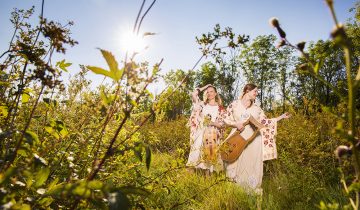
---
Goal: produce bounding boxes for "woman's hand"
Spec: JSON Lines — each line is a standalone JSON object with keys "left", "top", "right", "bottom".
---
{"left": 277, "top": 112, "right": 291, "bottom": 121}
{"left": 209, "top": 121, "right": 222, "bottom": 128}
{"left": 235, "top": 121, "right": 245, "bottom": 132}
{"left": 199, "top": 84, "right": 212, "bottom": 92}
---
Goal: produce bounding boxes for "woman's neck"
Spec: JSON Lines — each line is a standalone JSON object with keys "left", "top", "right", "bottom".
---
{"left": 207, "top": 99, "right": 217, "bottom": 106}
{"left": 241, "top": 96, "right": 252, "bottom": 108}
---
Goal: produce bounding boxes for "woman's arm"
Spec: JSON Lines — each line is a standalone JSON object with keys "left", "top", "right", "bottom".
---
{"left": 191, "top": 84, "right": 212, "bottom": 103}
{"left": 275, "top": 112, "right": 291, "bottom": 122}
{"left": 222, "top": 101, "right": 245, "bottom": 131}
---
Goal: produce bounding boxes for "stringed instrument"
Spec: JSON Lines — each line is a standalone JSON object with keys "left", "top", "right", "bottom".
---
{"left": 220, "top": 114, "right": 265, "bottom": 163}
{"left": 202, "top": 126, "right": 218, "bottom": 162}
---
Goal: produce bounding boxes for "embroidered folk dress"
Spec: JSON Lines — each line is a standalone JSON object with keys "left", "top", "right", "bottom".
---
{"left": 223, "top": 99, "right": 278, "bottom": 192}
{"left": 187, "top": 98, "right": 225, "bottom": 172}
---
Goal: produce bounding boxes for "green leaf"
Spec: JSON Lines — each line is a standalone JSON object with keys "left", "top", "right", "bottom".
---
{"left": 45, "top": 182, "right": 67, "bottom": 195}
{"left": 0, "top": 167, "right": 16, "bottom": 185}
{"left": 38, "top": 197, "right": 54, "bottom": 207}
{"left": 88, "top": 180, "right": 103, "bottom": 190}
{"left": 0, "top": 105, "right": 8, "bottom": 117}
{"left": 18, "top": 149, "right": 29, "bottom": 157}
{"left": 12, "top": 204, "right": 31, "bottom": 210}
{"left": 45, "top": 126, "right": 53, "bottom": 134}
{"left": 34, "top": 167, "right": 50, "bottom": 188}
{"left": 313, "top": 59, "right": 323, "bottom": 75}
{"left": 100, "top": 49, "right": 119, "bottom": 77}
{"left": 100, "top": 87, "right": 114, "bottom": 106}
{"left": 22, "top": 88, "right": 32, "bottom": 103}
{"left": 133, "top": 145, "right": 143, "bottom": 161}
{"left": 56, "top": 59, "right": 72, "bottom": 72}
{"left": 87, "top": 66, "right": 113, "bottom": 78}
{"left": 145, "top": 146, "right": 151, "bottom": 171}
{"left": 47, "top": 177, "right": 59, "bottom": 190}
{"left": 73, "top": 185, "right": 91, "bottom": 198}
{"left": 23, "top": 170, "right": 34, "bottom": 188}
{"left": 108, "top": 191, "right": 131, "bottom": 210}
{"left": 24, "top": 130, "right": 40, "bottom": 146}
{"left": 117, "top": 186, "right": 150, "bottom": 197}
{"left": 348, "top": 182, "right": 360, "bottom": 193}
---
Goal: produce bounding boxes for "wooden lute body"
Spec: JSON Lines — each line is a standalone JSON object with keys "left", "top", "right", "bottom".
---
{"left": 220, "top": 114, "right": 265, "bottom": 163}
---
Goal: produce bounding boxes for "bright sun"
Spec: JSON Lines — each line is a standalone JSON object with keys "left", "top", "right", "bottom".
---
{"left": 120, "top": 31, "right": 146, "bottom": 54}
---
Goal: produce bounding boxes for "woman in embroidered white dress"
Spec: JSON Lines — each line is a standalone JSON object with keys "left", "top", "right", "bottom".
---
{"left": 223, "top": 83, "right": 290, "bottom": 192}
{"left": 187, "top": 84, "right": 226, "bottom": 174}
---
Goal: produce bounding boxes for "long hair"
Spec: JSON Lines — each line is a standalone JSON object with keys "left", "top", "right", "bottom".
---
{"left": 203, "top": 86, "right": 223, "bottom": 106}
{"left": 240, "top": 83, "right": 257, "bottom": 106}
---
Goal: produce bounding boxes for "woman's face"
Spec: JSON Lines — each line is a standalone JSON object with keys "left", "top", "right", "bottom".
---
{"left": 247, "top": 87, "right": 258, "bottom": 100}
{"left": 206, "top": 87, "right": 217, "bottom": 100}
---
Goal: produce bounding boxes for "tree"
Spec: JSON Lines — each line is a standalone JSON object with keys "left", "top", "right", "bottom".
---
{"left": 238, "top": 35, "right": 295, "bottom": 111}
{"left": 156, "top": 69, "right": 195, "bottom": 120}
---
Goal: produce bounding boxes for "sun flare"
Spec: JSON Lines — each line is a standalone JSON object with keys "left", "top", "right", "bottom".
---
{"left": 120, "top": 31, "right": 146, "bottom": 54}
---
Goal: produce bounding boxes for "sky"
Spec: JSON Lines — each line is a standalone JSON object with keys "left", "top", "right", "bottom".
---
{"left": 0, "top": 0, "right": 357, "bottom": 93}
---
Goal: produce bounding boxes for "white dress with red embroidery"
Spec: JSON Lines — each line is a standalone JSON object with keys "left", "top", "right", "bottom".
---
{"left": 223, "top": 99, "right": 277, "bottom": 192}
{"left": 187, "top": 102, "right": 224, "bottom": 172}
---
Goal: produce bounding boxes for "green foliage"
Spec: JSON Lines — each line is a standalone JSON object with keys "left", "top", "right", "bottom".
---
{"left": 239, "top": 34, "right": 295, "bottom": 111}
{"left": 141, "top": 117, "right": 190, "bottom": 154}
{"left": 156, "top": 69, "right": 195, "bottom": 120}
{"left": 271, "top": 1, "right": 360, "bottom": 208}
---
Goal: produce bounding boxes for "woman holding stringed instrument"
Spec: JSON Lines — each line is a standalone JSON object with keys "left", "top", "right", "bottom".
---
{"left": 222, "top": 83, "right": 290, "bottom": 193}
{"left": 186, "top": 84, "right": 226, "bottom": 175}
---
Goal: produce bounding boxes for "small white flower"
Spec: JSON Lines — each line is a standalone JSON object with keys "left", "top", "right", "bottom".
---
{"left": 25, "top": 197, "right": 33, "bottom": 202}
{"left": 15, "top": 181, "right": 26, "bottom": 187}
{"left": 0, "top": 188, "right": 7, "bottom": 193}
{"left": 34, "top": 153, "right": 48, "bottom": 165}
{"left": 67, "top": 156, "right": 74, "bottom": 161}
{"left": 36, "top": 188, "right": 46, "bottom": 195}
{"left": 2, "top": 201, "right": 13, "bottom": 209}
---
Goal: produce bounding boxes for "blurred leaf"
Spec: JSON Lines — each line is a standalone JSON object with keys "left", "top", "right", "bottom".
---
{"left": 22, "top": 88, "right": 31, "bottom": 103}
{"left": 34, "top": 167, "right": 50, "bottom": 188}
{"left": 88, "top": 180, "right": 103, "bottom": 190}
{"left": 145, "top": 146, "right": 151, "bottom": 171}
{"left": 0, "top": 167, "right": 16, "bottom": 185}
{"left": 18, "top": 149, "right": 29, "bottom": 157}
{"left": 314, "top": 59, "right": 324, "bottom": 75}
{"left": 100, "top": 88, "right": 115, "bottom": 106}
{"left": 25, "top": 130, "right": 40, "bottom": 146}
{"left": 117, "top": 186, "right": 150, "bottom": 197}
{"left": 43, "top": 98, "right": 51, "bottom": 104}
{"left": 12, "top": 204, "right": 31, "bottom": 210}
{"left": 0, "top": 105, "right": 8, "bottom": 117}
{"left": 38, "top": 197, "right": 54, "bottom": 207}
{"left": 23, "top": 170, "right": 34, "bottom": 188}
{"left": 73, "top": 185, "right": 91, "bottom": 198}
{"left": 47, "top": 177, "right": 59, "bottom": 190}
{"left": 45, "top": 182, "right": 67, "bottom": 195}
{"left": 108, "top": 191, "right": 131, "bottom": 210}
{"left": 133, "top": 145, "right": 143, "bottom": 161}
{"left": 44, "top": 126, "right": 53, "bottom": 134}
{"left": 348, "top": 182, "right": 360, "bottom": 193}
{"left": 143, "top": 32, "right": 156, "bottom": 37}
